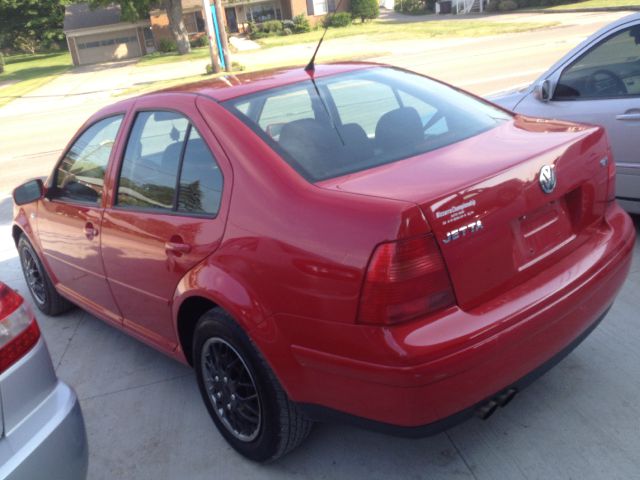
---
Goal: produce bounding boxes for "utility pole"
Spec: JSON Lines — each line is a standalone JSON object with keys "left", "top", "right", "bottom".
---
{"left": 202, "top": 0, "right": 221, "bottom": 73}
{"left": 213, "top": 0, "right": 231, "bottom": 71}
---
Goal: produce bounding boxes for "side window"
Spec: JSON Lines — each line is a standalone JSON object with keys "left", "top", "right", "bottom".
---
{"left": 117, "top": 111, "right": 189, "bottom": 211}
{"left": 327, "top": 79, "right": 400, "bottom": 136}
{"left": 55, "top": 115, "right": 123, "bottom": 204}
{"left": 555, "top": 26, "right": 640, "bottom": 100}
{"left": 258, "top": 89, "right": 314, "bottom": 137}
{"left": 177, "top": 128, "right": 223, "bottom": 216}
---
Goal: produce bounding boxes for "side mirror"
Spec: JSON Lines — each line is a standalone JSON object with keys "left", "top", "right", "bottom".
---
{"left": 13, "top": 179, "right": 44, "bottom": 206}
{"left": 535, "top": 80, "right": 553, "bottom": 102}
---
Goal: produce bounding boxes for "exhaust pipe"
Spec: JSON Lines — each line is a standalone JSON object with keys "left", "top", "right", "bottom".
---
{"left": 476, "top": 400, "right": 498, "bottom": 420}
{"left": 496, "top": 388, "right": 517, "bottom": 408}
{"left": 475, "top": 388, "right": 518, "bottom": 420}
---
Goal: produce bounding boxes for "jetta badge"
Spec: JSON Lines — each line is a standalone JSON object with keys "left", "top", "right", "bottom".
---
{"left": 538, "top": 165, "right": 557, "bottom": 194}
{"left": 442, "top": 220, "right": 483, "bottom": 244}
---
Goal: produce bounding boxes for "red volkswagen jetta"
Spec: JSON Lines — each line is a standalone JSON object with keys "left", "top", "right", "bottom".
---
{"left": 12, "top": 63, "right": 635, "bottom": 462}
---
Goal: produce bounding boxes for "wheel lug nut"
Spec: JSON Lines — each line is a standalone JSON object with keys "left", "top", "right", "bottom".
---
{"left": 223, "top": 377, "right": 228, "bottom": 383}
{"left": 216, "top": 392, "right": 222, "bottom": 399}
{"left": 227, "top": 403, "right": 231, "bottom": 410}
{"left": 214, "top": 376, "right": 219, "bottom": 381}
{"left": 231, "top": 394, "right": 236, "bottom": 400}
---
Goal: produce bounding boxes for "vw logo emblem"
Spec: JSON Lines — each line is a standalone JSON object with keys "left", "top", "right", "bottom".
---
{"left": 539, "top": 165, "right": 557, "bottom": 194}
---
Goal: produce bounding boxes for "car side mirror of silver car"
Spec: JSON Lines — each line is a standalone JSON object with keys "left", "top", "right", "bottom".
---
{"left": 534, "top": 80, "right": 553, "bottom": 102}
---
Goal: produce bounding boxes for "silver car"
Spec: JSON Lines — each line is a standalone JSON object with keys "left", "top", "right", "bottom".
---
{"left": 490, "top": 13, "right": 640, "bottom": 214}
{"left": 0, "top": 282, "right": 87, "bottom": 480}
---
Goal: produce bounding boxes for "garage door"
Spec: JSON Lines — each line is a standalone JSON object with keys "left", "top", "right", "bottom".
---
{"left": 76, "top": 30, "right": 141, "bottom": 65}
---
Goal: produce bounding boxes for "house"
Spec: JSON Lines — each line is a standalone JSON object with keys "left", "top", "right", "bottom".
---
{"left": 64, "top": 0, "right": 349, "bottom": 66}
{"left": 149, "top": 0, "right": 207, "bottom": 45}
{"left": 223, "top": 0, "right": 351, "bottom": 33}
{"left": 63, "top": 3, "right": 153, "bottom": 66}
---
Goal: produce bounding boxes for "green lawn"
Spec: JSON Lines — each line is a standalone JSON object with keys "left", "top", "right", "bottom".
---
{"left": 257, "top": 19, "right": 556, "bottom": 48}
{"left": 548, "top": 0, "right": 640, "bottom": 10}
{"left": 0, "top": 52, "right": 72, "bottom": 107}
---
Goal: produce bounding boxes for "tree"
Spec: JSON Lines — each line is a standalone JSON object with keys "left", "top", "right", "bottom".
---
{"left": 0, "top": 0, "right": 70, "bottom": 53}
{"left": 350, "top": 0, "right": 379, "bottom": 22}
{"left": 89, "top": 0, "right": 191, "bottom": 55}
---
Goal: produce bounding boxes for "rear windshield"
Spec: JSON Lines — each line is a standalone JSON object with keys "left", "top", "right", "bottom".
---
{"left": 223, "top": 67, "right": 511, "bottom": 182}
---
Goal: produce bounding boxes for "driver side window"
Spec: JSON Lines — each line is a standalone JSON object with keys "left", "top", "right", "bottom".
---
{"left": 54, "top": 115, "right": 123, "bottom": 204}
{"left": 555, "top": 26, "right": 640, "bottom": 100}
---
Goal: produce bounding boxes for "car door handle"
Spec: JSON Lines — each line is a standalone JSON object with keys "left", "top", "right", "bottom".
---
{"left": 616, "top": 113, "right": 640, "bottom": 121}
{"left": 84, "top": 223, "right": 99, "bottom": 240}
{"left": 164, "top": 241, "right": 191, "bottom": 254}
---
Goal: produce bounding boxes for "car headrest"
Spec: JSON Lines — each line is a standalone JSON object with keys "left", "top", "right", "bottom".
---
{"left": 278, "top": 119, "right": 343, "bottom": 178}
{"left": 375, "top": 107, "right": 423, "bottom": 154}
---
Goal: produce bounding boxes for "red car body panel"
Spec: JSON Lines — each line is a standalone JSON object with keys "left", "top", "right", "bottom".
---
{"left": 12, "top": 63, "right": 635, "bottom": 430}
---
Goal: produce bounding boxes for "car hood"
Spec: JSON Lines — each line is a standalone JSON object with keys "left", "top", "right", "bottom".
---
{"left": 487, "top": 86, "right": 530, "bottom": 111}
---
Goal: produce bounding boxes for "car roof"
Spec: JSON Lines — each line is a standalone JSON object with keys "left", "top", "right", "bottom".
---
{"left": 153, "top": 62, "right": 379, "bottom": 102}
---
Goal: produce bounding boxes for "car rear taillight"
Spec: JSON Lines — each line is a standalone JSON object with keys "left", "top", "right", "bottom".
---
{"left": 0, "top": 284, "right": 40, "bottom": 374}
{"left": 357, "top": 235, "right": 455, "bottom": 325}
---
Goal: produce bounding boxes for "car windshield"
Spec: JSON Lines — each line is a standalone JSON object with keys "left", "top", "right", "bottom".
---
{"left": 223, "top": 67, "right": 511, "bottom": 182}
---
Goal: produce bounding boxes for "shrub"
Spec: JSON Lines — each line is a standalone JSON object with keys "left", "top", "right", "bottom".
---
{"left": 485, "top": 0, "right": 499, "bottom": 11}
{"left": 498, "top": 0, "right": 518, "bottom": 10}
{"left": 394, "top": 0, "right": 428, "bottom": 14}
{"left": 190, "top": 35, "right": 208, "bottom": 48}
{"left": 0, "top": 53, "right": 4, "bottom": 74}
{"left": 249, "top": 30, "right": 268, "bottom": 39}
{"left": 292, "top": 13, "right": 311, "bottom": 33}
{"left": 158, "top": 38, "right": 177, "bottom": 53}
{"left": 351, "top": 0, "right": 379, "bottom": 22}
{"left": 328, "top": 12, "right": 352, "bottom": 27}
{"left": 261, "top": 20, "right": 283, "bottom": 34}
{"left": 283, "top": 19, "right": 295, "bottom": 30}
{"left": 283, "top": 27, "right": 293, "bottom": 35}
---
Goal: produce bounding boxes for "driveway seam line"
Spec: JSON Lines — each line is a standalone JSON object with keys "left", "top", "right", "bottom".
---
{"left": 78, "top": 373, "right": 193, "bottom": 402}
{"left": 445, "top": 430, "right": 479, "bottom": 480}
{"left": 55, "top": 314, "right": 85, "bottom": 370}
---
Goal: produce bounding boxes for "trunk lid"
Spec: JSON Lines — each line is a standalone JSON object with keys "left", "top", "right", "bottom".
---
{"left": 319, "top": 116, "right": 610, "bottom": 310}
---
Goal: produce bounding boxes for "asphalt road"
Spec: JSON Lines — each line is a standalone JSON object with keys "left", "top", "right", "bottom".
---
{"left": 1, "top": 11, "right": 640, "bottom": 479}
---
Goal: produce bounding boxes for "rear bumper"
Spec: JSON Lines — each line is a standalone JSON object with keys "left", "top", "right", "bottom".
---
{"left": 299, "top": 307, "right": 608, "bottom": 437}
{"left": 282, "top": 203, "right": 635, "bottom": 428}
{"left": 0, "top": 342, "right": 88, "bottom": 480}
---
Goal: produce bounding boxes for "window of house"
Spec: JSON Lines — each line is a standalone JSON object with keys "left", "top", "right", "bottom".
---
{"left": 54, "top": 115, "right": 124, "bottom": 204}
{"left": 247, "top": 3, "right": 280, "bottom": 22}
{"left": 313, "top": 0, "right": 328, "bottom": 15}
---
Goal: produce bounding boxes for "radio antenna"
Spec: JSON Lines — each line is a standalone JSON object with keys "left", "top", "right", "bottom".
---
{"left": 305, "top": 0, "right": 346, "bottom": 75}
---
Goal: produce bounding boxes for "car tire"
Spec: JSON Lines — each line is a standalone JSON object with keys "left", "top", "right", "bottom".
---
{"left": 17, "top": 235, "right": 73, "bottom": 316}
{"left": 193, "top": 308, "right": 312, "bottom": 462}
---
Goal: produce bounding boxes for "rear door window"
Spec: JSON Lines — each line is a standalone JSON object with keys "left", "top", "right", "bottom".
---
{"left": 117, "top": 111, "right": 223, "bottom": 216}
{"left": 177, "top": 128, "right": 223, "bottom": 216}
{"left": 117, "top": 111, "right": 189, "bottom": 211}
{"left": 54, "top": 115, "right": 123, "bottom": 204}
